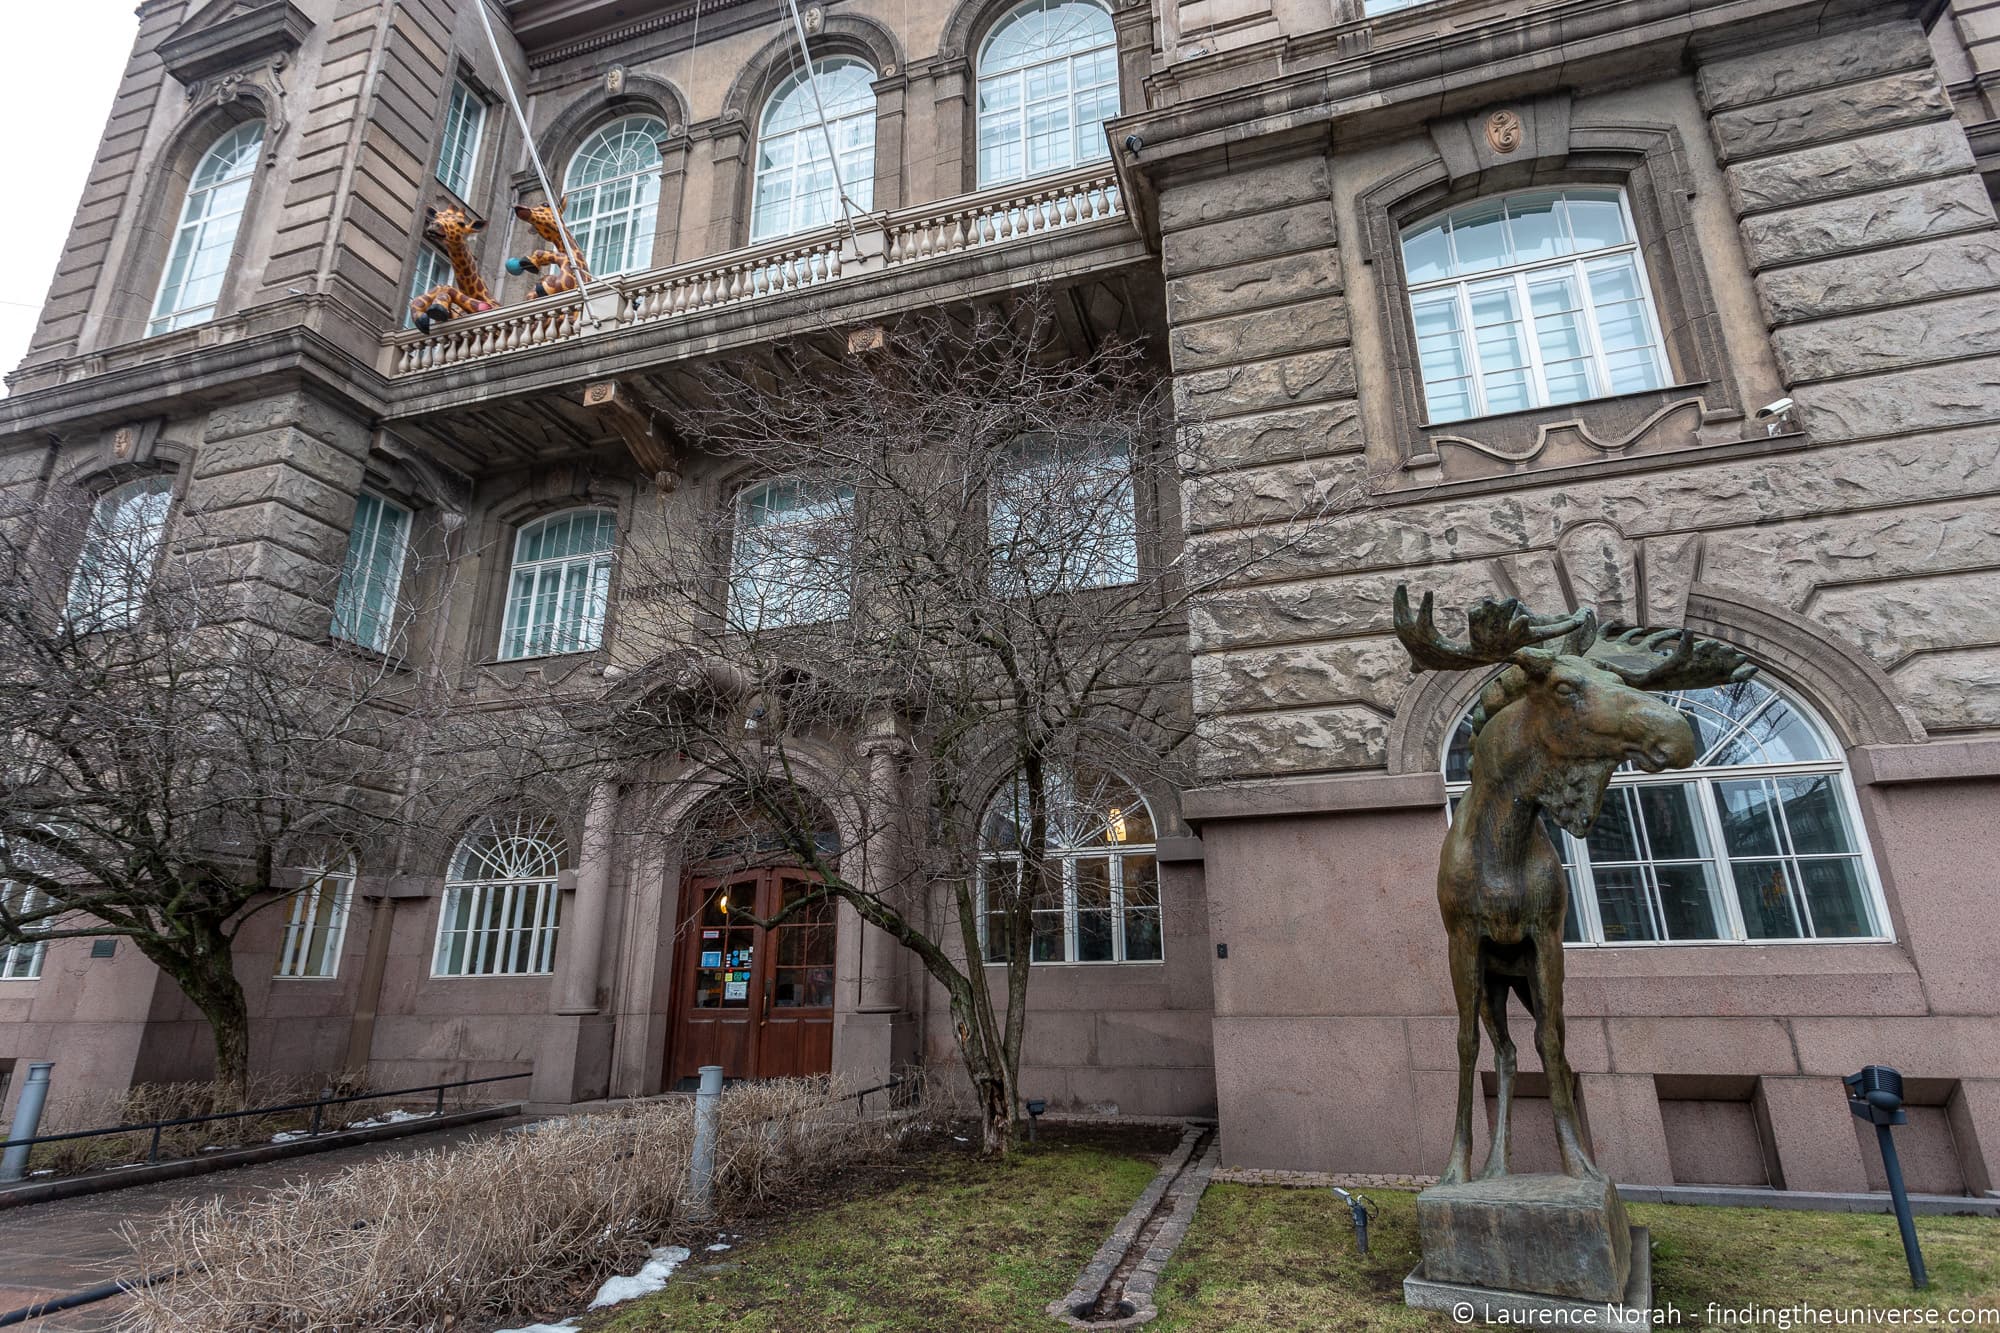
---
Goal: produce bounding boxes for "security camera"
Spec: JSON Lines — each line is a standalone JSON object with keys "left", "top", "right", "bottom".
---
{"left": 1754, "top": 397, "right": 1794, "bottom": 419}
{"left": 1123, "top": 133, "right": 1144, "bottom": 157}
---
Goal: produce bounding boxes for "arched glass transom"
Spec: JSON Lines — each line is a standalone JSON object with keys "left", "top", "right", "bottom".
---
{"left": 1444, "top": 676, "right": 1889, "bottom": 946}
{"left": 1400, "top": 188, "right": 1669, "bottom": 424}
{"left": 500, "top": 508, "right": 616, "bottom": 660}
{"left": 976, "top": 0, "right": 1118, "bottom": 187}
{"left": 563, "top": 116, "right": 666, "bottom": 276}
{"left": 978, "top": 764, "right": 1160, "bottom": 963}
{"left": 150, "top": 121, "right": 264, "bottom": 336}
{"left": 435, "top": 815, "right": 567, "bottom": 976}
{"left": 751, "top": 58, "right": 877, "bottom": 242}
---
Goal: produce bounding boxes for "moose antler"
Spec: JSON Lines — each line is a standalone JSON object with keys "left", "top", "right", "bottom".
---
{"left": 1393, "top": 585, "right": 1592, "bottom": 672}
{"left": 1589, "top": 622, "right": 1757, "bottom": 691}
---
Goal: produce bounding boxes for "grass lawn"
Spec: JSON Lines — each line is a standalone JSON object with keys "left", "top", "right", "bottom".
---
{"left": 589, "top": 1134, "right": 2000, "bottom": 1332}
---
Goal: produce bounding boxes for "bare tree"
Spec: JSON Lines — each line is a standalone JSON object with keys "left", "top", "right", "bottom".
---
{"left": 504, "top": 291, "right": 1375, "bottom": 1154}
{"left": 0, "top": 486, "right": 448, "bottom": 1105}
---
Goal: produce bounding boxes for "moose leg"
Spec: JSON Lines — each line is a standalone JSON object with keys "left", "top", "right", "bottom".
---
{"left": 1443, "top": 941, "right": 1482, "bottom": 1186}
{"left": 1477, "top": 972, "right": 1516, "bottom": 1180}
{"left": 1529, "top": 934, "right": 1602, "bottom": 1179}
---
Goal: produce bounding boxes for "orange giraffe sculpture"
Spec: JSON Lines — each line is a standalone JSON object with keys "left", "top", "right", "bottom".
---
{"left": 506, "top": 196, "right": 595, "bottom": 299}
{"left": 409, "top": 205, "right": 496, "bottom": 333}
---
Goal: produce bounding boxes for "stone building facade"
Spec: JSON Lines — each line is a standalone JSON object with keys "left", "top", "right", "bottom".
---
{"left": 1, "top": 0, "right": 1997, "bottom": 1197}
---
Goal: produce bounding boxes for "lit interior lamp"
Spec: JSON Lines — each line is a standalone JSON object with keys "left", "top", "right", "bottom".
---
{"left": 719, "top": 893, "right": 729, "bottom": 913}
{"left": 1107, "top": 807, "right": 1128, "bottom": 843}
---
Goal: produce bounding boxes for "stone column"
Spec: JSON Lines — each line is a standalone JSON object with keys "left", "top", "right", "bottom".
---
{"left": 556, "top": 782, "right": 619, "bottom": 1016}
{"left": 925, "top": 58, "right": 971, "bottom": 199}
{"left": 869, "top": 71, "right": 908, "bottom": 214}
{"left": 857, "top": 732, "right": 909, "bottom": 1014}
{"left": 656, "top": 133, "right": 695, "bottom": 265}
{"left": 700, "top": 119, "right": 752, "bottom": 255}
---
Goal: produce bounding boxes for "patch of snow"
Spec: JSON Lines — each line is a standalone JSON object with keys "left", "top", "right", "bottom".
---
{"left": 953, "top": 1135, "right": 969, "bottom": 1142}
{"left": 491, "top": 1323, "right": 579, "bottom": 1333}
{"left": 270, "top": 1130, "right": 311, "bottom": 1144}
{"left": 28, "top": 1169, "right": 54, "bottom": 1177}
{"left": 705, "top": 1242, "right": 730, "bottom": 1252}
{"left": 587, "top": 1245, "right": 691, "bottom": 1309}
{"left": 342, "top": 1109, "right": 437, "bottom": 1131}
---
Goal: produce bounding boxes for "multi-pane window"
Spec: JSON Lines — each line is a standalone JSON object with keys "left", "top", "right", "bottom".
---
{"left": 989, "top": 435, "right": 1138, "bottom": 594}
{"left": 434, "top": 815, "right": 565, "bottom": 977}
{"left": 1444, "top": 677, "right": 1889, "bottom": 946}
{"left": 150, "top": 121, "right": 264, "bottom": 336}
{"left": 274, "top": 861, "right": 354, "bottom": 979}
{"left": 65, "top": 477, "right": 174, "bottom": 632}
{"left": 979, "top": 766, "right": 1161, "bottom": 964}
{"left": 976, "top": 0, "right": 1118, "bottom": 187}
{"left": 751, "top": 59, "right": 877, "bottom": 241}
{"left": 499, "top": 509, "right": 616, "bottom": 660}
{"left": 331, "top": 493, "right": 411, "bottom": 654}
{"left": 0, "top": 884, "right": 49, "bottom": 981}
{"left": 1401, "top": 188, "right": 1668, "bottom": 424}
{"left": 1364, "top": 0, "right": 1430, "bottom": 13}
{"left": 564, "top": 117, "right": 666, "bottom": 277}
{"left": 728, "top": 479, "right": 855, "bottom": 630}
{"left": 405, "top": 247, "right": 452, "bottom": 328}
{"left": 435, "top": 81, "right": 486, "bottom": 198}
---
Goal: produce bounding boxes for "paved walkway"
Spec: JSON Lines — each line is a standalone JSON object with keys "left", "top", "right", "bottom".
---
{"left": 0, "top": 1116, "right": 526, "bottom": 1330}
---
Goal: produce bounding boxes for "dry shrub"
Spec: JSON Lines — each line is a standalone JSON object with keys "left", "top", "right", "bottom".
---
{"left": 116, "top": 1078, "right": 901, "bottom": 1332}
{"left": 32, "top": 1073, "right": 368, "bottom": 1176}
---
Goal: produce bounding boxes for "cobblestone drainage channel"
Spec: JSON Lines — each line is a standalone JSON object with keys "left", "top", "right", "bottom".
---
{"left": 1048, "top": 1122, "right": 1218, "bottom": 1329}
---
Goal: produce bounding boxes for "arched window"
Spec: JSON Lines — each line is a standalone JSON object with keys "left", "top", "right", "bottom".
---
{"left": 563, "top": 116, "right": 667, "bottom": 276}
{"left": 275, "top": 857, "right": 355, "bottom": 979}
{"left": 149, "top": 121, "right": 264, "bottom": 336}
{"left": 1400, "top": 187, "right": 1669, "bottom": 424}
{"left": 435, "top": 815, "right": 566, "bottom": 976}
{"left": 977, "top": 764, "right": 1159, "bottom": 963}
{"left": 64, "top": 476, "right": 174, "bottom": 631}
{"left": 976, "top": 0, "right": 1118, "bottom": 187}
{"left": 728, "top": 478, "right": 855, "bottom": 630}
{"left": 499, "top": 508, "right": 616, "bottom": 660}
{"left": 1444, "top": 676, "right": 1890, "bottom": 945}
{"left": 751, "top": 58, "right": 877, "bottom": 242}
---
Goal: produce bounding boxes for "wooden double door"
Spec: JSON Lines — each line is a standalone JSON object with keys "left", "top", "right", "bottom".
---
{"left": 667, "top": 867, "right": 836, "bottom": 1088}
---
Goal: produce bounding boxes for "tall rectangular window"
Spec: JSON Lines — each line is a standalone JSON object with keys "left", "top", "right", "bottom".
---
{"left": 65, "top": 477, "right": 174, "bottom": 632}
{"left": 728, "top": 479, "right": 855, "bottom": 630}
{"left": 989, "top": 436, "right": 1138, "bottom": 594}
{"left": 274, "top": 863, "right": 354, "bottom": 979}
{"left": 331, "top": 493, "right": 411, "bottom": 654}
{"left": 499, "top": 510, "right": 616, "bottom": 660}
{"left": 0, "top": 885, "right": 49, "bottom": 981}
{"left": 434, "top": 880, "right": 561, "bottom": 976}
{"left": 435, "top": 81, "right": 486, "bottom": 198}
{"left": 406, "top": 247, "right": 452, "bottom": 328}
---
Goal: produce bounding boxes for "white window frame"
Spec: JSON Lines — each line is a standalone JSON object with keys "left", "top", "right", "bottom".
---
{"left": 405, "top": 246, "right": 452, "bottom": 328}
{"left": 727, "top": 478, "right": 856, "bottom": 631}
{"left": 1444, "top": 679, "right": 1893, "bottom": 948}
{"left": 1402, "top": 188, "right": 1670, "bottom": 425}
{"left": 498, "top": 508, "right": 616, "bottom": 661}
{"left": 64, "top": 477, "right": 174, "bottom": 632}
{"left": 433, "top": 816, "right": 566, "bottom": 978}
{"left": 750, "top": 58, "right": 877, "bottom": 242}
{"left": 331, "top": 492, "right": 412, "bottom": 654}
{"left": 976, "top": 769, "right": 1161, "bottom": 966}
{"left": 1364, "top": 0, "right": 1432, "bottom": 14}
{"left": 149, "top": 121, "right": 264, "bottom": 336}
{"left": 988, "top": 435, "right": 1139, "bottom": 594}
{"left": 274, "top": 861, "right": 355, "bottom": 979}
{"left": 1, "top": 884, "right": 49, "bottom": 981}
{"left": 975, "top": 0, "right": 1119, "bottom": 188}
{"left": 435, "top": 80, "right": 486, "bottom": 198}
{"left": 563, "top": 116, "right": 667, "bottom": 278}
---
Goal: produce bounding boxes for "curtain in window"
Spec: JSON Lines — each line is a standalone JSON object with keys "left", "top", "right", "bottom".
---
{"left": 499, "top": 509, "right": 616, "bottom": 659}
{"left": 564, "top": 117, "right": 666, "bottom": 276}
{"left": 64, "top": 477, "right": 174, "bottom": 631}
{"left": 149, "top": 121, "right": 264, "bottom": 336}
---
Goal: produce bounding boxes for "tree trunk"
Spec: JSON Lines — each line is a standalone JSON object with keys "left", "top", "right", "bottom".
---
{"left": 138, "top": 927, "right": 251, "bottom": 1109}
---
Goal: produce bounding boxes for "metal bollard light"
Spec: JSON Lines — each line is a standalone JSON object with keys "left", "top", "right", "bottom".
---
{"left": 1330, "top": 1187, "right": 1378, "bottom": 1256}
{"left": 1845, "top": 1065, "right": 1928, "bottom": 1290}
{"left": 0, "top": 1063, "right": 54, "bottom": 1183}
{"left": 686, "top": 1065, "right": 724, "bottom": 1216}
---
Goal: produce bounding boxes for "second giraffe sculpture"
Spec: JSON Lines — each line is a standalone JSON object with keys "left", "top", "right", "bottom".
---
{"left": 410, "top": 205, "right": 496, "bottom": 333}
{"left": 1393, "top": 585, "right": 1755, "bottom": 1185}
{"left": 506, "top": 196, "right": 594, "bottom": 299}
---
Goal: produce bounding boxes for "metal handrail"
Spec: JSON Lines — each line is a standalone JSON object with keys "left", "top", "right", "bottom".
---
{"left": 0, "top": 1072, "right": 530, "bottom": 1163}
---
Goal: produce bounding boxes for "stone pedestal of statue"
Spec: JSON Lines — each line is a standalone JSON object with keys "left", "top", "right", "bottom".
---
{"left": 1403, "top": 1174, "right": 1654, "bottom": 1327}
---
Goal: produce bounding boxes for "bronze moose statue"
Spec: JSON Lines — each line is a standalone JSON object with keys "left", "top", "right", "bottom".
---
{"left": 1394, "top": 585, "right": 1756, "bottom": 1185}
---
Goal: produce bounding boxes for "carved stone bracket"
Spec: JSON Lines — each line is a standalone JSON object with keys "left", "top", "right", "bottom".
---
{"left": 582, "top": 381, "right": 689, "bottom": 490}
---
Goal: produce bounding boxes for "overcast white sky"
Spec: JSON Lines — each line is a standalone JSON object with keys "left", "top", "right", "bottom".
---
{"left": 2, "top": 4, "right": 144, "bottom": 392}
